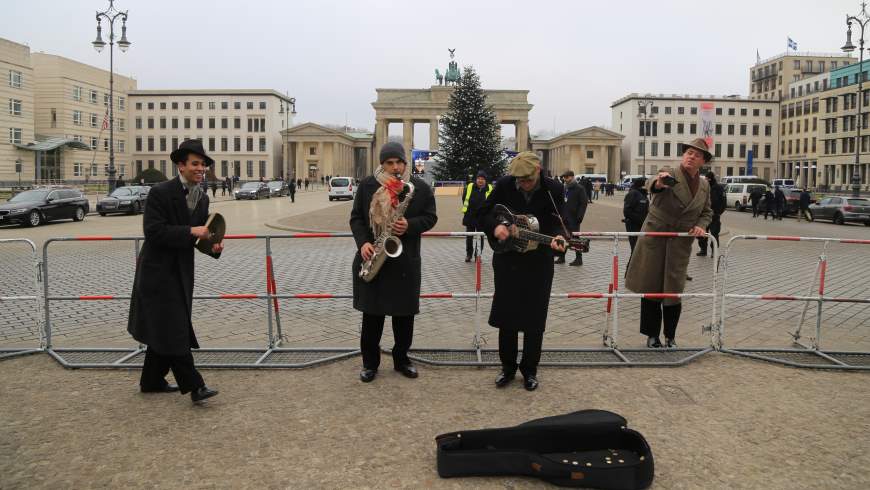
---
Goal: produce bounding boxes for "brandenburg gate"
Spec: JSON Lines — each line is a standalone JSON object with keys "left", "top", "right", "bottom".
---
{"left": 371, "top": 86, "right": 533, "bottom": 163}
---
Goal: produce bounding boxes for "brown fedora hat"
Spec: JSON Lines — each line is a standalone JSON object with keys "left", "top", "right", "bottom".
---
{"left": 170, "top": 139, "right": 214, "bottom": 167}
{"left": 683, "top": 138, "right": 713, "bottom": 162}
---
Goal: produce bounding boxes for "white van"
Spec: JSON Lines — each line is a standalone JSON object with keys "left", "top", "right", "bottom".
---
{"left": 619, "top": 175, "right": 652, "bottom": 190}
{"left": 328, "top": 176, "right": 356, "bottom": 201}
{"left": 725, "top": 182, "right": 769, "bottom": 211}
{"left": 772, "top": 178, "right": 796, "bottom": 189}
{"left": 721, "top": 175, "right": 768, "bottom": 185}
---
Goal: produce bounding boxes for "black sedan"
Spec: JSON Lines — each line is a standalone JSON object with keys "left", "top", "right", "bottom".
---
{"left": 809, "top": 196, "right": 870, "bottom": 225}
{"left": 0, "top": 188, "right": 90, "bottom": 227}
{"left": 267, "top": 180, "right": 289, "bottom": 197}
{"left": 96, "top": 186, "right": 150, "bottom": 216}
{"left": 234, "top": 182, "right": 271, "bottom": 200}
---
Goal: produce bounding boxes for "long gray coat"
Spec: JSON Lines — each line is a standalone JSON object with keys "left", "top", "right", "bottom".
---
{"left": 624, "top": 166, "right": 712, "bottom": 305}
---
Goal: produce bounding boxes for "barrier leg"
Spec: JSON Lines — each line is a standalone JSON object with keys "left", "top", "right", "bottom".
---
{"left": 42, "top": 242, "right": 52, "bottom": 350}
{"left": 602, "top": 282, "right": 614, "bottom": 347}
{"left": 610, "top": 236, "right": 621, "bottom": 351}
{"left": 791, "top": 241, "right": 828, "bottom": 346}
{"left": 473, "top": 238, "right": 483, "bottom": 363}
{"left": 265, "top": 238, "right": 275, "bottom": 349}
{"left": 265, "top": 237, "right": 284, "bottom": 347}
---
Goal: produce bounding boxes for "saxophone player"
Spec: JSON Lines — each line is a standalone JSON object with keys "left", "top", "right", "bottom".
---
{"left": 350, "top": 142, "right": 437, "bottom": 383}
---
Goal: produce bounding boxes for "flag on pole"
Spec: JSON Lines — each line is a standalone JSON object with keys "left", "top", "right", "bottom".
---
{"left": 787, "top": 37, "right": 798, "bottom": 51}
{"left": 101, "top": 110, "right": 109, "bottom": 130}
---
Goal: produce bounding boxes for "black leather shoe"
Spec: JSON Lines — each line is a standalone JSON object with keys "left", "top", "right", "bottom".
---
{"left": 394, "top": 364, "right": 418, "bottom": 379}
{"left": 190, "top": 386, "right": 218, "bottom": 403}
{"left": 554, "top": 256, "right": 566, "bottom": 264}
{"left": 465, "top": 255, "right": 472, "bottom": 263}
{"left": 495, "top": 371, "right": 515, "bottom": 387}
{"left": 569, "top": 257, "right": 583, "bottom": 266}
{"left": 696, "top": 251, "right": 707, "bottom": 257}
{"left": 666, "top": 338, "right": 678, "bottom": 348}
{"left": 359, "top": 368, "right": 377, "bottom": 383}
{"left": 523, "top": 375, "right": 539, "bottom": 391}
{"left": 140, "top": 383, "right": 179, "bottom": 393}
{"left": 646, "top": 336, "right": 663, "bottom": 348}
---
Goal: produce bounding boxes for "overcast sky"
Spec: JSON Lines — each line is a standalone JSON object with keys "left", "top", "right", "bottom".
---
{"left": 3, "top": 0, "right": 861, "bottom": 145}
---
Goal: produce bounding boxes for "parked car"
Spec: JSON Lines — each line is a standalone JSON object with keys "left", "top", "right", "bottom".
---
{"left": 808, "top": 196, "right": 870, "bottom": 225}
{"left": 234, "top": 182, "right": 270, "bottom": 200}
{"left": 725, "top": 183, "right": 769, "bottom": 211}
{"left": 782, "top": 189, "right": 816, "bottom": 215}
{"left": 0, "top": 187, "right": 89, "bottom": 227}
{"left": 96, "top": 185, "right": 150, "bottom": 216}
{"left": 721, "top": 176, "right": 770, "bottom": 186}
{"left": 328, "top": 176, "right": 356, "bottom": 201}
{"left": 267, "top": 180, "right": 289, "bottom": 197}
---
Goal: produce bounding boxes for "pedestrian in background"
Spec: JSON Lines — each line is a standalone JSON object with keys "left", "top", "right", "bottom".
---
{"left": 304, "top": 178, "right": 309, "bottom": 191}
{"left": 592, "top": 181, "right": 600, "bottom": 200}
{"left": 763, "top": 188, "right": 775, "bottom": 220}
{"left": 750, "top": 186, "right": 763, "bottom": 218}
{"left": 555, "top": 170, "right": 587, "bottom": 266}
{"left": 798, "top": 188, "right": 812, "bottom": 222}
{"left": 461, "top": 171, "right": 492, "bottom": 262}
{"left": 220, "top": 180, "right": 227, "bottom": 196}
{"left": 288, "top": 179, "right": 296, "bottom": 203}
{"left": 773, "top": 185, "right": 786, "bottom": 220}
{"left": 623, "top": 177, "right": 649, "bottom": 259}
{"left": 697, "top": 172, "right": 725, "bottom": 257}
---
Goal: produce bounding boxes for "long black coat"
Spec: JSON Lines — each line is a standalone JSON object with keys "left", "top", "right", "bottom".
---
{"left": 478, "top": 175, "right": 564, "bottom": 333}
{"left": 127, "top": 177, "right": 219, "bottom": 356}
{"left": 350, "top": 176, "right": 437, "bottom": 316}
{"left": 563, "top": 180, "right": 588, "bottom": 233}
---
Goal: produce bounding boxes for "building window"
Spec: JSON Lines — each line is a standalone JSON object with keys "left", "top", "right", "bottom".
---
{"left": 8, "top": 127, "right": 22, "bottom": 144}
{"left": 663, "top": 143, "right": 671, "bottom": 157}
{"left": 586, "top": 150, "right": 594, "bottom": 159}
{"left": 234, "top": 137, "right": 241, "bottom": 152}
{"left": 172, "top": 118, "right": 179, "bottom": 129}
{"left": 221, "top": 101, "right": 229, "bottom": 110}
{"left": 727, "top": 144, "right": 734, "bottom": 158}
{"left": 103, "top": 93, "right": 110, "bottom": 107}
{"left": 88, "top": 89, "right": 98, "bottom": 104}
{"left": 147, "top": 117, "right": 154, "bottom": 129}
{"left": 209, "top": 137, "right": 216, "bottom": 152}
{"left": 246, "top": 160, "right": 254, "bottom": 177}
{"left": 171, "top": 102, "right": 178, "bottom": 110}
{"left": 677, "top": 123, "right": 684, "bottom": 134}
{"left": 259, "top": 101, "right": 267, "bottom": 110}
{"left": 73, "top": 110, "right": 82, "bottom": 126}
{"left": 764, "top": 144, "right": 771, "bottom": 159}
{"left": 159, "top": 102, "right": 166, "bottom": 110}
{"left": 172, "top": 137, "right": 179, "bottom": 150}
{"left": 246, "top": 101, "right": 254, "bottom": 110}
{"left": 184, "top": 102, "right": 191, "bottom": 110}
{"left": 184, "top": 118, "right": 191, "bottom": 129}
{"left": 135, "top": 137, "right": 142, "bottom": 151}
{"left": 753, "top": 108, "right": 760, "bottom": 116}
{"left": 73, "top": 162, "right": 83, "bottom": 177}
{"left": 764, "top": 125, "right": 772, "bottom": 136}
{"left": 234, "top": 117, "right": 241, "bottom": 129}
{"left": 221, "top": 137, "right": 228, "bottom": 152}
{"left": 689, "top": 123, "right": 697, "bottom": 134}
{"left": 309, "top": 146, "right": 316, "bottom": 155}
{"left": 160, "top": 160, "right": 167, "bottom": 175}
{"left": 221, "top": 118, "right": 228, "bottom": 129}
{"left": 246, "top": 137, "right": 254, "bottom": 152}
{"left": 148, "top": 160, "right": 154, "bottom": 170}
{"left": 677, "top": 106, "right": 685, "bottom": 115}
{"left": 196, "top": 118, "right": 203, "bottom": 129}
{"left": 715, "top": 107, "right": 722, "bottom": 115}
{"left": 118, "top": 140, "right": 125, "bottom": 153}
{"left": 135, "top": 102, "right": 142, "bottom": 110}
{"left": 739, "top": 144, "right": 746, "bottom": 158}
{"left": 73, "top": 86, "right": 82, "bottom": 101}
{"left": 664, "top": 107, "right": 672, "bottom": 115}
{"left": 196, "top": 102, "right": 203, "bottom": 110}
{"left": 259, "top": 137, "right": 266, "bottom": 152}
{"left": 90, "top": 163, "right": 98, "bottom": 176}
{"left": 638, "top": 141, "right": 645, "bottom": 156}
{"left": 221, "top": 160, "right": 228, "bottom": 177}
{"left": 234, "top": 101, "right": 241, "bottom": 110}
{"left": 715, "top": 124, "right": 722, "bottom": 135}
{"left": 147, "top": 102, "right": 154, "bottom": 110}
{"left": 209, "top": 102, "right": 216, "bottom": 110}
{"left": 8, "top": 98, "right": 22, "bottom": 116}
{"left": 9, "top": 70, "right": 23, "bottom": 88}
{"left": 209, "top": 118, "right": 216, "bottom": 129}
{"left": 259, "top": 160, "right": 266, "bottom": 178}
{"left": 103, "top": 138, "right": 109, "bottom": 151}
{"left": 160, "top": 117, "right": 166, "bottom": 129}
{"left": 690, "top": 107, "right": 697, "bottom": 115}
{"left": 739, "top": 124, "right": 747, "bottom": 136}
{"left": 90, "top": 137, "right": 98, "bottom": 150}
{"left": 727, "top": 124, "right": 734, "bottom": 135}
{"left": 765, "top": 109, "right": 772, "bottom": 116}
{"left": 160, "top": 137, "right": 167, "bottom": 152}
{"left": 728, "top": 108, "right": 735, "bottom": 116}
{"left": 714, "top": 143, "right": 721, "bottom": 158}
{"left": 147, "top": 137, "right": 154, "bottom": 152}
{"left": 650, "top": 142, "right": 658, "bottom": 157}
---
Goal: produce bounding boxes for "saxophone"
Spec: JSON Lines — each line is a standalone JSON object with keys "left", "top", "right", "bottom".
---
{"left": 359, "top": 180, "right": 415, "bottom": 282}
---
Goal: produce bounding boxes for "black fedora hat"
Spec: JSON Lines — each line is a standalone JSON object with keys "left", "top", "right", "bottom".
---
{"left": 170, "top": 139, "right": 214, "bottom": 167}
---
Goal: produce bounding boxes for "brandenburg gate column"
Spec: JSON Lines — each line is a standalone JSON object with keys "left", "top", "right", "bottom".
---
{"left": 403, "top": 120, "right": 415, "bottom": 162}
{"left": 295, "top": 141, "right": 305, "bottom": 180}
{"left": 516, "top": 120, "right": 529, "bottom": 151}
{"left": 429, "top": 118, "right": 439, "bottom": 151}
{"left": 375, "top": 118, "right": 387, "bottom": 157}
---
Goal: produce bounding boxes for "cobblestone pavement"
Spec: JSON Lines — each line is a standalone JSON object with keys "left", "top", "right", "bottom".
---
{"left": 1, "top": 191, "right": 869, "bottom": 353}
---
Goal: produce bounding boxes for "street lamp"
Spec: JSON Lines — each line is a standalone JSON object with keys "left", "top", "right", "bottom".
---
{"left": 637, "top": 99, "right": 655, "bottom": 176}
{"left": 842, "top": 2, "right": 868, "bottom": 197}
{"left": 92, "top": 0, "right": 131, "bottom": 193}
{"left": 278, "top": 95, "right": 297, "bottom": 179}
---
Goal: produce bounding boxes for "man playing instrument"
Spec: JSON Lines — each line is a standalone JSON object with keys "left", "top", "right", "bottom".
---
{"left": 478, "top": 152, "right": 567, "bottom": 391}
{"left": 350, "top": 142, "right": 437, "bottom": 383}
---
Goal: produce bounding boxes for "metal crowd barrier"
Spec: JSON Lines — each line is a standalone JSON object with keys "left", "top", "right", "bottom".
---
{"left": 0, "top": 238, "right": 43, "bottom": 360}
{"left": 718, "top": 235, "right": 870, "bottom": 370}
{"left": 33, "top": 231, "right": 720, "bottom": 369}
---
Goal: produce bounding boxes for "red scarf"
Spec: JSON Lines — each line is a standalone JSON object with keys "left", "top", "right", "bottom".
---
{"left": 383, "top": 177, "right": 404, "bottom": 207}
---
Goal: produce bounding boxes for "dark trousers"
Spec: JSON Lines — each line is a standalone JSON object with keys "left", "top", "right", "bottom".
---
{"left": 696, "top": 216, "right": 721, "bottom": 254}
{"left": 498, "top": 328, "right": 544, "bottom": 377}
{"left": 289, "top": 192, "right": 295, "bottom": 203}
{"left": 751, "top": 202, "right": 760, "bottom": 217}
{"left": 360, "top": 313, "right": 414, "bottom": 370}
{"left": 624, "top": 221, "right": 642, "bottom": 270}
{"left": 140, "top": 347, "right": 204, "bottom": 394}
{"left": 640, "top": 298, "right": 682, "bottom": 340}
{"left": 465, "top": 225, "right": 484, "bottom": 258}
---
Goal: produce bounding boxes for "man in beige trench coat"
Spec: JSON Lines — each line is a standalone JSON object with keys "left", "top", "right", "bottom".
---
{"left": 624, "top": 138, "right": 713, "bottom": 348}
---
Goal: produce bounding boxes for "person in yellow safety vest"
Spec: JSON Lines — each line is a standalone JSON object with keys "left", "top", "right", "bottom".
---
{"left": 462, "top": 170, "right": 493, "bottom": 262}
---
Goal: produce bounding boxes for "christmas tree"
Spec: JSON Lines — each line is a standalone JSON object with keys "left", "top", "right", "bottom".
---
{"left": 433, "top": 66, "right": 507, "bottom": 181}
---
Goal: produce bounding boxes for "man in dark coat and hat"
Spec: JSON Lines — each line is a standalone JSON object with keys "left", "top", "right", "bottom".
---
{"left": 478, "top": 152, "right": 567, "bottom": 391}
{"left": 127, "top": 139, "right": 223, "bottom": 404}
{"left": 350, "top": 142, "right": 437, "bottom": 383}
{"left": 461, "top": 170, "right": 493, "bottom": 262}
{"left": 555, "top": 170, "right": 587, "bottom": 266}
